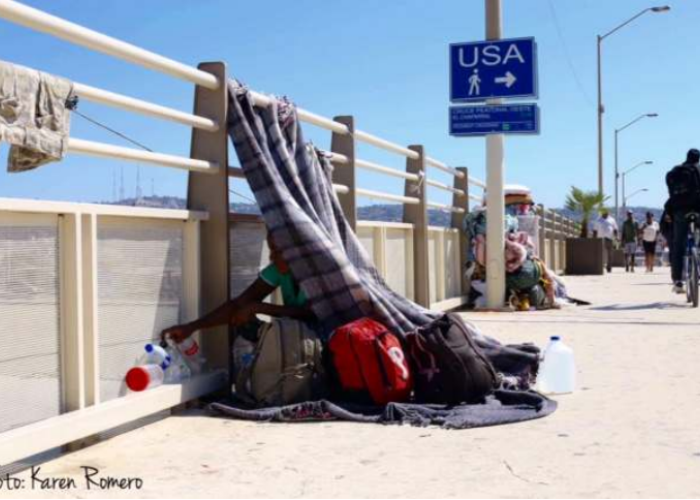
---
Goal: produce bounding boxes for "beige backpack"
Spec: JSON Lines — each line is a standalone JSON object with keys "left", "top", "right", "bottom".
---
{"left": 235, "top": 319, "right": 327, "bottom": 407}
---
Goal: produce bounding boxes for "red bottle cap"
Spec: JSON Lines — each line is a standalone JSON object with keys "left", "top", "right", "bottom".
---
{"left": 125, "top": 367, "right": 150, "bottom": 392}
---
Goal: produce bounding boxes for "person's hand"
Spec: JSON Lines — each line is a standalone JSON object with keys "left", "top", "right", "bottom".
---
{"left": 230, "top": 304, "right": 256, "bottom": 326}
{"left": 161, "top": 323, "right": 194, "bottom": 344}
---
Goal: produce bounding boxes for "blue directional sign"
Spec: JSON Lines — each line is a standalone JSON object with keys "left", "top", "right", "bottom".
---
{"left": 449, "top": 104, "right": 540, "bottom": 136}
{"left": 450, "top": 37, "right": 538, "bottom": 102}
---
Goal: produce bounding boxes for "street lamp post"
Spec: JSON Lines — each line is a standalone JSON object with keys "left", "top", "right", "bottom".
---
{"left": 622, "top": 161, "right": 654, "bottom": 212}
{"left": 614, "top": 113, "right": 658, "bottom": 221}
{"left": 596, "top": 5, "right": 670, "bottom": 196}
{"left": 624, "top": 188, "right": 650, "bottom": 208}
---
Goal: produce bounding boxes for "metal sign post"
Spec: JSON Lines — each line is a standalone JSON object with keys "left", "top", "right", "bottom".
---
{"left": 484, "top": 0, "right": 506, "bottom": 309}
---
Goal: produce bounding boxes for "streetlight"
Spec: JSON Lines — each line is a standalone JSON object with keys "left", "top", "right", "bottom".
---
{"left": 622, "top": 161, "right": 654, "bottom": 213}
{"left": 596, "top": 5, "right": 670, "bottom": 196}
{"left": 614, "top": 113, "right": 658, "bottom": 221}
{"left": 624, "top": 188, "right": 650, "bottom": 208}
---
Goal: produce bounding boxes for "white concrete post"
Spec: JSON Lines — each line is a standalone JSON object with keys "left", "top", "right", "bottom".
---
{"left": 485, "top": 0, "right": 506, "bottom": 308}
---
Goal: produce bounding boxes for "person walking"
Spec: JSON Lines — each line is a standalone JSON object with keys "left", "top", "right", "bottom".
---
{"left": 664, "top": 148, "right": 700, "bottom": 294}
{"left": 593, "top": 210, "right": 618, "bottom": 273}
{"left": 621, "top": 210, "right": 639, "bottom": 272}
{"left": 640, "top": 211, "right": 660, "bottom": 273}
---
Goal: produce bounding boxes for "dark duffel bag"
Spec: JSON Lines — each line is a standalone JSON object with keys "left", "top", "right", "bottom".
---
{"left": 409, "top": 313, "right": 499, "bottom": 404}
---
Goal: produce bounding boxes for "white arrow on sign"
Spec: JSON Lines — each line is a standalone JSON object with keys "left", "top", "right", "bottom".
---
{"left": 495, "top": 71, "right": 517, "bottom": 88}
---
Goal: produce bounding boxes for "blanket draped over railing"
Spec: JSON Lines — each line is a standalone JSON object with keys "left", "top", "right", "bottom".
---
{"left": 226, "top": 80, "right": 434, "bottom": 336}
{"left": 226, "top": 81, "right": 540, "bottom": 389}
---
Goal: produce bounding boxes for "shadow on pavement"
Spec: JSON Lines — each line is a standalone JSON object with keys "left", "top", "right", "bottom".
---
{"left": 590, "top": 302, "right": 689, "bottom": 311}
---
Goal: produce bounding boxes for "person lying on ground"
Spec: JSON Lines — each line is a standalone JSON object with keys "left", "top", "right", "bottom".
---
{"left": 161, "top": 233, "right": 314, "bottom": 344}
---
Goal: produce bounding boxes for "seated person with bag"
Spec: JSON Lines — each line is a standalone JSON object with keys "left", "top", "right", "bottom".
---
{"left": 161, "top": 232, "right": 314, "bottom": 345}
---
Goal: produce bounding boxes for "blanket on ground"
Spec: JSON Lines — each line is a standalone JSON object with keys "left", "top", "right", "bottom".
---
{"left": 226, "top": 80, "right": 540, "bottom": 390}
{"left": 209, "top": 391, "right": 556, "bottom": 429}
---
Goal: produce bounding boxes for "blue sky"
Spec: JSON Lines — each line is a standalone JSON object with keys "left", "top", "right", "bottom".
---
{"left": 0, "top": 0, "right": 695, "bottom": 209}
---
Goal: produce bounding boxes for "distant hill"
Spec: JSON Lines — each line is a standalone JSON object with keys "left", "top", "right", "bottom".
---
{"left": 104, "top": 196, "right": 453, "bottom": 226}
{"left": 104, "top": 196, "right": 662, "bottom": 228}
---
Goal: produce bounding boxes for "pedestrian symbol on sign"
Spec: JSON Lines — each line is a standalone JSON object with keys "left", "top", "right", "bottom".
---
{"left": 469, "top": 69, "right": 481, "bottom": 96}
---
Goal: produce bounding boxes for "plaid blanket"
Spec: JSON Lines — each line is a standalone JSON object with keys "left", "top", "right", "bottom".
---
{"left": 227, "top": 81, "right": 435, "bottom": 335}
{"left": 226, "top": 81, "right": 540, "bottom": 389}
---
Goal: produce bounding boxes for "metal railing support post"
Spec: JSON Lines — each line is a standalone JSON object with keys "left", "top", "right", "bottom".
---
{"left": 452, "top": 167, "right": 470, "bottom": 295}
{"left": 186, "top": 62, "right": 229, "bottom": 372}
{"left": 403, "top": 145, "right": 430, "bottom": 307}
{"left": 331, "top": 116, "right": 357, "bottom": 230}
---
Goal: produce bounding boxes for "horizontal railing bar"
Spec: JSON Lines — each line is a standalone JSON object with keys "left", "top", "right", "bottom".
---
{"left": 469, "top": 177, "right": 487, "bottom": 189}
{"left": 469, "top": 193, "right": 483, "bottom": 203}
{"left": 356, "top": 188, "right": 419, "bottom": 205}
{"left": 426, "top": 201, "right": 465, "bottom": 213}
{"left": 0, "top": 197, "right": 209, "bottom": 220}
{"left": 74, "top": 83, "right": 218, "bottom": 131}
{"left": 357, "top": 220, "right": 414, "bottom": 230}
{"left": 354, "top": 130, "right": 419, "bottom": 159}
{"left": 333, "top": 184, "right": 350, "bottom": 194}
{"left": 425, "top": 157, "right": 464, "bottom": 178}
{"left": 326, "top": 152, "right": 349, "bottom": 165}
{"left": 228, "top": 166, "right": 245, "bottom": 178}
{"left": 426, "top": 178, "right": 465, "bottom": 196}
{"left": 0, "top": 0, "right": 219, "bottom": 89}
{"left": 356, "top": 159, "right": 419, "bottom": 181}
{"left": 68, "top": 138, "right": 218, "bottom": 173}
{"left": 249, "top": 91, "right": 350, "bottom": 135}
{"left": 251, "top": 91, "right": 416, "bottom": 159}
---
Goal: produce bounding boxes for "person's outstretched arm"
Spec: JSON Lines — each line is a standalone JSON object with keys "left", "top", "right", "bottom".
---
{"left": 161, "top": 278, "right": 276, "bottom": 343}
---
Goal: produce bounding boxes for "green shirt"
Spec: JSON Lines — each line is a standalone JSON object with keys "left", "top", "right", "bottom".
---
{"left": 622, "top": 219, "right": 639, "bottom": 243}
{"left": 260, "top": 263, "right": 307, "bottom": 308}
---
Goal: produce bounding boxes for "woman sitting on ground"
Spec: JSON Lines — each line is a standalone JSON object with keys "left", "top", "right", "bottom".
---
{"left": 161, "top": 233, "right": 314, "bottom": 344}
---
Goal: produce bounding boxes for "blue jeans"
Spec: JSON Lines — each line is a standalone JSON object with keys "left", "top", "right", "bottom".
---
{"left": 671, "top": 212, "right": 689, "bottom": 283}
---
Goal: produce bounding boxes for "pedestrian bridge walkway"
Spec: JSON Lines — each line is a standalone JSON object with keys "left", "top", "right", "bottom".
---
{"left": 4, "top": 269, "right": 698, "bottom": 499}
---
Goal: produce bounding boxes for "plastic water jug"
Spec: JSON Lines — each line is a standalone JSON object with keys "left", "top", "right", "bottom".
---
{"left": 537, "top": 336, "right": 575, "bottom": 394}
{"left": 125, "top": 364, "right": 165, "bottom": 392}
{"left": 144, "top": 343, "right": 171, "bottom": 370}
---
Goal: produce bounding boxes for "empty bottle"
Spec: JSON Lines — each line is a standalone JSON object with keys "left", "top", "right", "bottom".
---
{"left": 178, "top": 336, "right": 205, "bottom": 375}
{"left": 144, "top": 343, "right": 171, "bottom": 370}
{"left": 232, "top": 335, "right": 256, "bottom": 381}
{"left": 163, "top": 340, "right": 192, "bottom": 384}
{"left": 537, "top": 336, "right": 576, "bottom": 394}
{"left": 125, "top": 364, "right": 165, "bottom": 392}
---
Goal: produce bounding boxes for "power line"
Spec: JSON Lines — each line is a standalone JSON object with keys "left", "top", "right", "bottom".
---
{"left": 72, "top": 109, "right": 154, "bottom": 152}
{"left": 229, "top": 188, "right": 257, "bottom": 204}
{"left": 546, "top": 0, "right": 595, "bottom": 108}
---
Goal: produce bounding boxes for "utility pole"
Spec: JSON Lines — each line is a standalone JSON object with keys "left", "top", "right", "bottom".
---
{"left": 485, "top": 0, "right": 506, "bottom": 309}
{"left": 597, "top": 35, "right": 604, "bottom": 196}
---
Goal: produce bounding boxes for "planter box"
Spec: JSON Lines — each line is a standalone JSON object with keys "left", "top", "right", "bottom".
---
{"left": 565, "top": 237, "right": 604, "bottom": 275}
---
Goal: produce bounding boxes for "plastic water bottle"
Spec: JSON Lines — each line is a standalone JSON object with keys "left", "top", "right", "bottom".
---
{"left": 232, "top": 336, "right": 256, "bottom": 380}
{"left": 125, "top": 364, "right": 164, "bottom": 392}
{"left": 537, "top": 336, "right": 576, "bottom": 394}
{"left": 178, "top": 336, "right": 205, "bottom": 375}
{"left": 163, "top": 341, "right": 192, "bottom": 384}
{"left": 144, "top": 343, "right": 171, "bottom": 370}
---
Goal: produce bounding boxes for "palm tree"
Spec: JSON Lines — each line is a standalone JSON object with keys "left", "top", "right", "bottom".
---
{"left": 565, "top": 187, "right": 609, "bottom": 238}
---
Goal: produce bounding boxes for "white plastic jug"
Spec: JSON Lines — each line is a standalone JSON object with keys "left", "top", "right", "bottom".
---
{"left": 537, "top": 336, "right": 576, "bottom": 394}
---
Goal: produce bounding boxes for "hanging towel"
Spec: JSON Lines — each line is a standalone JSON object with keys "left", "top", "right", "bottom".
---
{"left": 226, "top": 80, "right": 540, "bottom": 389}
{"left": 0, "top": 61, "right": 75, "bottom": 173}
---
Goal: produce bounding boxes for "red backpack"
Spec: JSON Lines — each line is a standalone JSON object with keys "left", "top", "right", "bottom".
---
{"left": 329, "top": 318, "right": 413, "bottom": 405}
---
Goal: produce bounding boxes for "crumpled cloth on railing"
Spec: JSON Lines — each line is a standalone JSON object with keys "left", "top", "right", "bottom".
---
{"left": 0, "top": 60, "right": 75, "bottom": 172}
{"left": 226, "top": 80, "right": 540, "bottom": 389}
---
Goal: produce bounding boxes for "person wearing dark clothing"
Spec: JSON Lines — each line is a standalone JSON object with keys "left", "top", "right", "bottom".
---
{"left": 621, "top": 211, "right": 639, "bottom": 273}
{"left": 665, "top": 149, "right": 700, "bottom": 294}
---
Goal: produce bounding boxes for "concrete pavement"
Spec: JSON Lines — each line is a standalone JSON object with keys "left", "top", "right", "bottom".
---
{"left": 3, "top": 268, "right": 699, "bottom": 499}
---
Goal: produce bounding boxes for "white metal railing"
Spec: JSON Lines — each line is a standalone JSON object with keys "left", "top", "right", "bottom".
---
{"left": 68, "top": 139, "right": 219, "bottom": 172}
{"left": 0, "top": 0, "right": 487, "bottom": 464}
{"left": 73, "top": 83, "right": 219, "bottom": 131}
